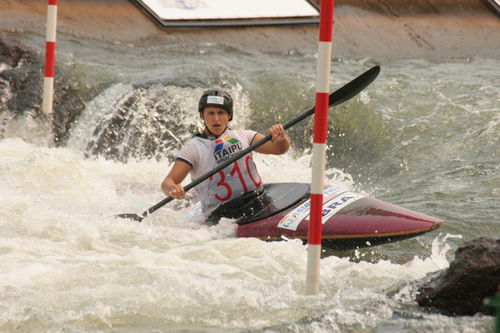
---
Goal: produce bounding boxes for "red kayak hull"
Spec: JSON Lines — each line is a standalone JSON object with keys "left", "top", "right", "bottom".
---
{"left": 235, "top": 186, "right": 444, "bottom": 250}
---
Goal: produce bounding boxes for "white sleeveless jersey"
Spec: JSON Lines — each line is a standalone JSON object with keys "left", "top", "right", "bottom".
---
{"left": 176, "top": 129, "right": 263, "bottom": 217}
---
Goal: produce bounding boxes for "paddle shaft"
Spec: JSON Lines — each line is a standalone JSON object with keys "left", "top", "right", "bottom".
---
{"left": 120, "top": 65, "right": 380, "bottom": 222}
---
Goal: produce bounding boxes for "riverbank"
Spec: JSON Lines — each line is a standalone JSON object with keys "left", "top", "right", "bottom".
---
{"left": 0, "top": 0, "right": 499, "bottom": 59}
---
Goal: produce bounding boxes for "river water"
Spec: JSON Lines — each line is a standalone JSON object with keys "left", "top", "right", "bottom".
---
{"left": 0, "top": 32, "right": 498, "bottom": 332}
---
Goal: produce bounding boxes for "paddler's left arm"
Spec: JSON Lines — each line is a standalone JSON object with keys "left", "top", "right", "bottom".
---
{"left": 254, "top": 124, "right": 290, "bottom": 155}
{"left": 161, "top": 160, "right": 192, "bottom": 199}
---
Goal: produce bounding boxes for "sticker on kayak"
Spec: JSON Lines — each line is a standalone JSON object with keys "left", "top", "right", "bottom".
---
{"left": 277, "top": 189, "right": 364, "bottom": 231}
{"left": 277, "top": 187, "right": 343, "bottom": 231}
{"left": 277, "top": 187, "right": 343, "bottom": 230}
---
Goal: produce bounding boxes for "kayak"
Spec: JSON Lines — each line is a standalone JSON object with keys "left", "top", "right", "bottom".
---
{"left": 208, "top": 183, "right": 443, "bottom": 250}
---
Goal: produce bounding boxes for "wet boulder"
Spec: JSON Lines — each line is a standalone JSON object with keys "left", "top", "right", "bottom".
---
{"left": 0, "top": 35, "right": 43, "bottom": 115}
{"left": 416, "top": 237, "right": 500, "bottom": 316}
{"left": 0, "top": 35, "right": 108, "bottom": 145}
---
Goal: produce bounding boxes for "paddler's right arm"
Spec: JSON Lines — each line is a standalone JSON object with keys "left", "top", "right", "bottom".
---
{"left": 161, "top": 160, "right": 192, "bottom": 199}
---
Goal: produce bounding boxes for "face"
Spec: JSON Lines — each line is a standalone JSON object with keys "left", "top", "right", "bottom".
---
{"left": 202, "top": 107, "right": 230, "bottom": 136}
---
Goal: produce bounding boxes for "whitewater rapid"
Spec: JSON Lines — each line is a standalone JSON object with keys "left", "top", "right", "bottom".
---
{"left": 0, "top": 137, "right": 465, "bottom": 332}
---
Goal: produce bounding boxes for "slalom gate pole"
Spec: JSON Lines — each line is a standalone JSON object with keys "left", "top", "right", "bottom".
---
{"left": 306, "top": 0, "right": 335, "bottom": 295}
{"left": 42, "top": 0, "right": 58, "bottom": 115}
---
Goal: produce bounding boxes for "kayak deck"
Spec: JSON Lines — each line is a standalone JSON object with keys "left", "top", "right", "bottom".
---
{"left": 233, "top": 183, "right": 444, "bottom": 250}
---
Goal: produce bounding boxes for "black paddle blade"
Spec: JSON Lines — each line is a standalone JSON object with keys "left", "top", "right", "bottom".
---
{"left": 116, "top": 213, "right": 144, "bottom": 222}
{"left": 329, "top": 65, "right": 380, "bottom": 107}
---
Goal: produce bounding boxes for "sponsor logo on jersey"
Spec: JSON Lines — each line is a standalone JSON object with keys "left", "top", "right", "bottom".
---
{"left": 213, "top": 136, "right": 243, "bottom": 163}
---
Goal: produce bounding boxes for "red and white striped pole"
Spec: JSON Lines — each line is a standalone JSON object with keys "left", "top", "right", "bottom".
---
{"left": 306, "top": 0, "right": 334, "bottom": 295}
{"left": 42, "top": 0, "right": 58, "bottom": 115}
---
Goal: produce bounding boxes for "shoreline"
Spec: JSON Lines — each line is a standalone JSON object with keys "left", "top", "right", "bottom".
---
{"left": 0, "top": 0, "right": 499, "bottom": 59}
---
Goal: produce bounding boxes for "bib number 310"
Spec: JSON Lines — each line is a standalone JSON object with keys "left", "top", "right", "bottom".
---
{"left": 209, "top": 155, "right": 262, "bottom": 202}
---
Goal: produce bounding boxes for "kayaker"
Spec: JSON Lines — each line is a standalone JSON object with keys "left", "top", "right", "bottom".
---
{"left": 161, "top": 88, "right": 290, "bottom": 223}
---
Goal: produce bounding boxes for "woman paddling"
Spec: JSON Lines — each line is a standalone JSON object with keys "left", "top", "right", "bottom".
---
{"left": 161, "top": 88, "right": 290, "bottom": 223}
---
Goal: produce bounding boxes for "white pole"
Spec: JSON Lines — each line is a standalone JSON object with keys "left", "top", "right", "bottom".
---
{"left": 305, "top": 0, "right": 334, "bottom": 295}
{"left": 42, "top": 0, "right": 58, "bottom": 115}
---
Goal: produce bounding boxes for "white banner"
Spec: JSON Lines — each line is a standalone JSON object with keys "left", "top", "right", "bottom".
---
{"left": 141, "top": 0, "right": 318, "bottom": 20}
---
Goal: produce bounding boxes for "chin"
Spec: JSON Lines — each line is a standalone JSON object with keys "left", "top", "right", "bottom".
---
{"left": 212, "top": 129, "right": 223, "bottom": 135}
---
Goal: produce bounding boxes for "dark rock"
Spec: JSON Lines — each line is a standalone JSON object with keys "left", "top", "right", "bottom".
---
{"left": 416, "top": 237, "right": 500, "bottom": 316}
{"left": 0, "top": 35, "right": 200, "bottom": 161}
{"left": 0, "top": 35, "right": 43, "bottom": 115}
